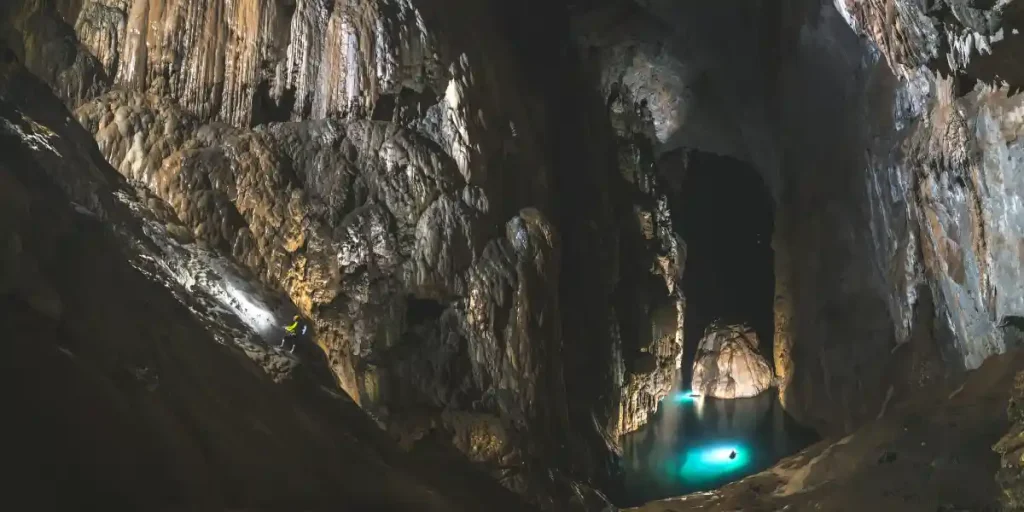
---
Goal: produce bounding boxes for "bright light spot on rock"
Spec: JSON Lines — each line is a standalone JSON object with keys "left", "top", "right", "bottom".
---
{"left": 217, "top": 276, "right": 278, "bottom": 336}
{"left": 678, "top": 442, "right": 751, "bottom": 484}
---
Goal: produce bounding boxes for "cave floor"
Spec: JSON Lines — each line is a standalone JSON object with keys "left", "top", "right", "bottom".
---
{"left": 628, "top": 351, "right": 1023, "bottom": 512}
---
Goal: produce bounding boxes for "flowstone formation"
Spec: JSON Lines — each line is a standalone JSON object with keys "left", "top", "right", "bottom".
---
{"left": 0, "top": 50, "right": 539, "bottom": 512}
{"left": 11, "top": 0, "right": 1024, "bottom": 509}
{"left": 72, "top": 80, "right": 579, "bottom": 504}
{"left": 604, "top": 82, "right": 686, "bottom": 437}
{"left": 0, "top": 0, "right": 643, "bottom": 508}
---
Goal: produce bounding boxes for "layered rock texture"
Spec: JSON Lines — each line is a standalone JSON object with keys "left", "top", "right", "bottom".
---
{"left": 9, "top": 0, "right": 1024, "bottom": 508}
{"left": 691, "top": 324, "right": 774, "bottom": 399}
{"left": 774, "top": 0, "right": 1024, "bottom": 433}
{"left": 0, "top": 0, "right": 676, "bottom": 507}
{"left": 0, "top": 50, "right": 538, "bottom": 512}
{"left": 573, "top": 0, "right": 1024, "bottom": 438}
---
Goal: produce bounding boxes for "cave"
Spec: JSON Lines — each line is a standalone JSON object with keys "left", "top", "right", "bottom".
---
{"left": 674, "top": 150, "right": 775, "bottom": 380}
{"left": 6, "top": 0, "right": 1024, "bottom": 510}
{"left": 611, "top": 151, "right": 818, "bottom": 507}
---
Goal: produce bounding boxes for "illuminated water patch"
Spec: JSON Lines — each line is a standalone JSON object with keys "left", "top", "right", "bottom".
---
{"left": 678, "top": 442, "right": 751, "bottom": 484}
{"left": 670, "top": 390, "right": 702, "bottom": 403}
{"left": 617, "top": 389, "right": 818, "bottom": 507}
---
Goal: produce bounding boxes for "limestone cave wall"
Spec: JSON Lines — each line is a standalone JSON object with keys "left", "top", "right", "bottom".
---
{"left": 774, "top": 0, "right": 1024, "bottom": 433}
{"left": 573, "top": 0, "right": 1024, "bottom": 437}
{"left": 0, "top": 0, "right": 652, "bottom": 508}
{"left": 8, "top": 0, "right": 1024, "bottom": 508}
{"left": 0, "top": 50, "right": 539, "bottom": 512}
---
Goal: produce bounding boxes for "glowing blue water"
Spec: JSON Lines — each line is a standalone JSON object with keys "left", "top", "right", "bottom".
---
{"left": 616, "top": 388, "right": 817, "bottom": 506}
{"left": 679, "top": 441, "right": 751, "bottom": 483}
{"left": 669, "top": 390, "right": 702, "bottom": 404}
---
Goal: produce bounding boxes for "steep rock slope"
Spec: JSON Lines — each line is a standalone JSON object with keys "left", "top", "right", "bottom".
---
{"left": 11, "top": 0, "right": 1024, "bottom": 508}
{"left": 1, "top": 0, "right": 639, "bottom": 506}
{"left": 0, "top": 50, "right": 539, "bottom": 512}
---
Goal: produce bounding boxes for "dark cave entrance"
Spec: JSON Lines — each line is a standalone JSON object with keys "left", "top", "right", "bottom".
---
{"left": 671, "top": 151, "right": 775, "bottom": 385}
{"left": 611, "top": 151, "right": 819, "bottom": 507}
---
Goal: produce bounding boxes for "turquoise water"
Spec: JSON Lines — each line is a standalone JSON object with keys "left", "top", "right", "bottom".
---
{"left": 614, "top": 388, "right": 818, "bottom": 506}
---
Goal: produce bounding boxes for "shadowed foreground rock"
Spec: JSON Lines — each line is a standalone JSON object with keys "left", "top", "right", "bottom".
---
{"left": 9, "top": 0, "right": 1024, "bottom": 509}
{"left": 995, "top": 371, "right": 1024, "bottom": 509}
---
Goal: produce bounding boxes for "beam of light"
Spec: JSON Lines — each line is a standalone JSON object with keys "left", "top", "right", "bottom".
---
{"left": 692, "top": 392, "right": 706, "bottom": 419}
{"left": 677, "top": 441, "right": 751, "bottom": 485}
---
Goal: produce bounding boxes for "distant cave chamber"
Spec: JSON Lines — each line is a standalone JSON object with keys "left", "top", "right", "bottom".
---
{"left": 669, "top": 150, "right": 775, "bottom": 383}
{"left": 610, "top": 151, "right": 818, "bottom": 508}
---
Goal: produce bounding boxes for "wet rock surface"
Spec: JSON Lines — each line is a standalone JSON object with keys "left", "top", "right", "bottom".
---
{"left": 692, "top": 324, "right": 774, "bottom": 400}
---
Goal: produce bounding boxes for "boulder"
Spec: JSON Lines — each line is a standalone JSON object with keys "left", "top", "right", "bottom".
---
{"left": 691, "top": 324, "right": 774, "bottom": 399}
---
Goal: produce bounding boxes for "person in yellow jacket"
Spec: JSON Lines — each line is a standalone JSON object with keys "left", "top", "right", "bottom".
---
{"left": 278, "top": 315, "right": 307, "bottom": 353}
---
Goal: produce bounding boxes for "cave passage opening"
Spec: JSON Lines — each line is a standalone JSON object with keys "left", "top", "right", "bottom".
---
{"left": 611, "top": 151, "right": 818, "bottom": 507}
{"left": 675, "top": 150, "right": 775, "bottom": 381}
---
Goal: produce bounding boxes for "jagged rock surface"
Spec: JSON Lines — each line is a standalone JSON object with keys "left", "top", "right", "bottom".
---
{"left": 0, "top": 0, "right": 666, "bottom": 506}
{"left": 691, "top": 324, "right": 774, "bottom": 399}
{"left": 0, "top": 50, "right": 538, "bottom": 512}
{"left": 833, "top": 0, "right": 1024, "bottom": 87}
{"left": 571, "top": 0, "right": 1024, "bottom": 437}
{"left": 14, "top": 0, "right": 1024, "bottom": 507}
{"left": 604, "top": 82, "right": 686, "bottom": 437}
{"left": 72, "top": 86, "right": 582, "bottom": 504}
{"left": 775, "top": 0, "right": 1024, "bottom": 432}
{"left": 0, "top": 0, "right": 110, "bottom": 108}
{"left": 2, "top": 0, "right": 624, "bottom": 509}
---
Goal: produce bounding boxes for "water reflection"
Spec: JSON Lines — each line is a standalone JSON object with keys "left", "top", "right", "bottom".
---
{"left": 615, "top": 388, "right": 817, "bottom": 506}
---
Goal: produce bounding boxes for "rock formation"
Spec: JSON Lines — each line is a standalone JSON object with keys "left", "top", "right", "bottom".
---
{"left": 0, "top": 49, "right": 537, "bottom": 512}
{"left": 8, "top": 0, "right": 1024, "bottom": 509}
{"left": 769, "top": 0, "right": 1024, "bottom": 433}
{"left": 70, "top": 80, "right": 581, "bottom": 504}
{"left": 1, "top": 0, "right": 624, "bottom": 508}
{"left": 575, "top": 0, "right": 1024, "bottom": 436}
{"left": 691, "top": 324, "right": 774, "bottom": 399}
